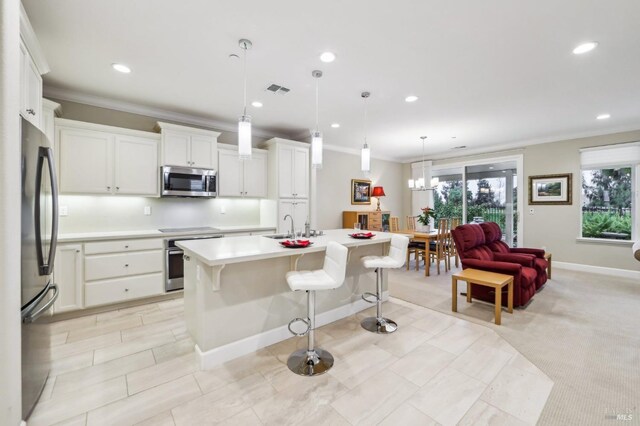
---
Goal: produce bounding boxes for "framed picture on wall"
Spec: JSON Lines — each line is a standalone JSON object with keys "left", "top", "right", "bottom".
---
{"left": 528, "top": 173, "right": 572, "bottom": 205}
{"left": 351, "top": 179, "right": 371, "bottom": 205}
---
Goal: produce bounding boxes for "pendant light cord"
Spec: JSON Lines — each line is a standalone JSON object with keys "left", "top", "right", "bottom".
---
{"left": 363, "top": 96, "right": 368, "bottom": 147}
{"left": 242, "top": 45, "right": 248, "bottom": 116}
{"left": 315, "top": 78, "right": 319, "bottom": 132}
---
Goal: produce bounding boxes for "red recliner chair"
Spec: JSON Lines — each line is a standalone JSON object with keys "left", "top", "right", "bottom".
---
{"left": 480, "top": 222, "right": 548, "bottom": 289}
{"left": 451, "top": 224, "right": 538, "bottom": 307}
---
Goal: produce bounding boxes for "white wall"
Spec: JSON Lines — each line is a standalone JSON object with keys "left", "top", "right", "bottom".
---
{"left": 0, "top": 0, "right": 23, "bottom": 423}
{"left": 316, "top": 149, "right": 407, "bottom": 230}
{"left": 57, "top": 196, "right": 262, "bottom": 233}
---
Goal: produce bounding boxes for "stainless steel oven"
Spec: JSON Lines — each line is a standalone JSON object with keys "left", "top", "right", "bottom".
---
{"left": 165, "top": 235, "right": 223, "bottom": 291}
{"left": 161, "top": 165, "right": 217, "bottom": 197}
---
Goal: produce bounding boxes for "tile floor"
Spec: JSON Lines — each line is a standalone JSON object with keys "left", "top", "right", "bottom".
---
{"left": 31, "top": 297, "right": 553, "bottom": 425}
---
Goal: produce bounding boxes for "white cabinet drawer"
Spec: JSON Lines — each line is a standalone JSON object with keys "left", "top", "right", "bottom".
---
{"left": 85, "top": 250, "right": 163, "bottom": 281}
{"left": 84, "top": 238, "right": 163, "bottom": 255}
{"left": 85, "top": 273, "right": 164, "bottom": 307}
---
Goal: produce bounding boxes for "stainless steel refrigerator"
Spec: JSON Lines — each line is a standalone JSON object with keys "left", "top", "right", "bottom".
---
{"left": 20, "top": 117, "right": 59, "bottom": 420}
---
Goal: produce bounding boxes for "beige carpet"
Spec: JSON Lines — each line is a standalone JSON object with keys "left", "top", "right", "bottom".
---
{"left": 388, "top": 263, "right": 640, "bottom": 426}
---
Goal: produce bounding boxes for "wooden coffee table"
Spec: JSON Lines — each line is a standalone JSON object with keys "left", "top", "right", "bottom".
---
{"left": 452, "top": 268, "right": 513, "bottom": 325}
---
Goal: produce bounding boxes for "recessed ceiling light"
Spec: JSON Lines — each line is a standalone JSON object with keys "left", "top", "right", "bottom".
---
{"left": 596, "top": 113, "right": 611, "bottom": 120}
{"left": 320, "top": 52, "right": 336, "bottom": 63}
{"left": 251, "top": 101, "right": 263, "bottom": 108}
{"left": 489, "top": 166, "right": 494, "bottom": 170}
{"left": 573, "top": 42, "right": 598, "bottom": 55}
{"left": 111, "top": 63, "right": 131, "bottom": 73}
{"left": 405, "top": 95, "right": 418, "bottom": 103}
{"left": 331, "top": 123, "right": 340, "bottom": 128}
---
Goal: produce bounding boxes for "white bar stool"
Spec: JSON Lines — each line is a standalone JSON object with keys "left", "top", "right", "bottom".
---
{"left": 360, "top": 234, "right": 409, "bottom": 334}
{"left": 286, "top": 241, "right": 348, "bottom": 376}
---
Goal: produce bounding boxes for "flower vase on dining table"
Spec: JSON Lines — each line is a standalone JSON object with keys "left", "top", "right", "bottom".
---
{"left": 417, "top": 225, "right": 430, "bottom": 233}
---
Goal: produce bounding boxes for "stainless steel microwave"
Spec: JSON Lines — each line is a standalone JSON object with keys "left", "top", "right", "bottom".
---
{"left": 161, "top": 166, "right": 217, "bottom": 197}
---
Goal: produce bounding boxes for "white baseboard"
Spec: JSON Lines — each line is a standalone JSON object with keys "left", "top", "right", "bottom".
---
{"left": 196, "top": 291, "right": 389, "bottom": 370}
{"left": 554, "top": 261, "right": 640, "bottom": 280}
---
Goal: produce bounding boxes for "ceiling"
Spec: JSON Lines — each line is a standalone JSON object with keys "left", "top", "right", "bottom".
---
{"left": 23, "top": 0, "right": 640, "bottom": 161}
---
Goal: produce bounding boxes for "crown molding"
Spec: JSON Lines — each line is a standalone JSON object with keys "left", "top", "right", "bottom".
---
{"left": 43, "top": 86, "right": 292, "bottom": 139}
{"left": 400, "top": 124, "right": 640, "bottom": 163}
{"left": 324, "top": 143, "right": 392, "bottom": 162}
{"left": 20, "top": 3, "right": 50, "bottom": 74}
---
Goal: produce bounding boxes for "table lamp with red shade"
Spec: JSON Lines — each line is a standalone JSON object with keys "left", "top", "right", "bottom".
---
{"left": 371, "top": 186, "right": 385, "bottom": 211}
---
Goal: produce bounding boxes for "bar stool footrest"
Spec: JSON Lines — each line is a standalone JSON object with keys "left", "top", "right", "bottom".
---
{"left": 361, "top": 292, "right": 380, "bottom": 304}
{"left": 287, "top": 317, "right": 311, "bottom": 336}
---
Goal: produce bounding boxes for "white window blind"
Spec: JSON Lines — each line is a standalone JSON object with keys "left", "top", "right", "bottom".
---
{"left": 580, "top": 142, "right": 640, "bottom": 169}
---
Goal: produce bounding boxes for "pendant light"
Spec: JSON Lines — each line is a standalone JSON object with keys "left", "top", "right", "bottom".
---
{"left": 361, "top": 91, "right": 371, "bottom": 173}
{"left": 311, "top": 70, "right": 323, "bottom": 169}
{"left": 408, "top": 136, "right": 439, "bottom": 190}
{"left": 238, "top": 39, "right": 252, "bottom": 160}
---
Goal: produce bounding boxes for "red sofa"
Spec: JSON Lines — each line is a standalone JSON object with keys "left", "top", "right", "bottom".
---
{"left": 480, "top": 222, "right": 548, "bottom": 289}
{"left": 451, "top": 224, "right": 538, "bottom": 307}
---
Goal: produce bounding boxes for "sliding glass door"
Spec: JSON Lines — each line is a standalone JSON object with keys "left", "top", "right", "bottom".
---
{"left": 430, "top": 157, "right": 521, "bottom": 247}
{"left": 465, "top": 161, "right": 518, "bottom": 246}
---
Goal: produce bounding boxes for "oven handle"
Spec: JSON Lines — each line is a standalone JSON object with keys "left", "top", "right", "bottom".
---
{"left": 167, "top": 248, "right": 184, "bottom": 255}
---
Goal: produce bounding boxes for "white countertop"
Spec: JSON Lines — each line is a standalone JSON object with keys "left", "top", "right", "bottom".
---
{"left": 177, "top": 229, "right": 394, "bottom": 266}
{"left": 57, "top": 225, "right": 277, "bottom": 242}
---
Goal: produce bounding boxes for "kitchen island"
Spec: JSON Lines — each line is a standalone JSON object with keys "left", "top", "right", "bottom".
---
{"left": 177, "top": 229, "right": 393, "bottom": 369}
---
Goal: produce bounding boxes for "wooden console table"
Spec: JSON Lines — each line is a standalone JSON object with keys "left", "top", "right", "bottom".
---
{"left": 452, "top": 268, "right": 513, "bottom": 325}
{"left": 343, "top": 211, "right": 390, "bottom": 232}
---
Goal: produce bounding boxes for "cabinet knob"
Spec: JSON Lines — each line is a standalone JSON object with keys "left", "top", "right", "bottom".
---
{"left": 124, "top": 264, "right": 129, "bottom": 267}
{"left": 183, "top": 255, "right": 190, "bottom": 261}
{"left": 107, "top": 186, "right": 111, "bottom": 191}
{"left": 26, "top": 108, "right": 36, "bottom": 115}
{"left": 125, "top": 288, "right": 129, "bottom": 292}
{"left": 124, "top": 245, "right": 129, "bottom": 249}
{"left": 75, "top": 250, "right": 80, "bottom": 253}
{"left": 116, "top": 187, "right": 120, "bottom": 191}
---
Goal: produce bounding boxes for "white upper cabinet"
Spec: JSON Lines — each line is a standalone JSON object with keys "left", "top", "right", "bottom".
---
{"left": 243, "top": 151, "right": 267, "bottom": 197}
{"left": 217, "top": 145, "right": 267, "bottom": 198}
{"left": 162, "top": 131, "right": 190, "bottom": 167}
{"left": 56, "top": 119, "right": 160, "bottom": 196}
{"left": 19, "top": 5, "right": 49, "bottom": 130}
{"left": 156, "top": 122, "right": 220, "bottom": 169}
{"left": 59, "top": 127, "right": 114, "bottom": 194}
{"left": 114, "top": 135, "right": 159, "bottom": 195}
{"left": 263, "top": 138, "right": 310, "bottom": 200}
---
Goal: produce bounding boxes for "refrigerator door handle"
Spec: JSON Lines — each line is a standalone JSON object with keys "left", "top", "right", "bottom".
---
{"left": 22, "top": 283, "right": 58, "bottom": 324}
{"left": 34, "top": 146, "right": 59, "bottom": 276}
{"left": 20, "top": 281, "right": 59, "bottom": 323}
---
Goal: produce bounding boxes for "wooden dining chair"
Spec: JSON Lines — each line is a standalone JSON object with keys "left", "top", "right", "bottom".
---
{"left": 389, "top": 216, "right": 400, "bottom": 232}
{"left": 448, "top": 217, "right": 460, "bottom": 268}
{"left": 406, "top": 216, "right": 417, "bottom": 231}
{"left": 426, "top": 218, "right": 449, "bottom": 276}
{"left": 405, "top": 216, "right": 424, "bottom": 270}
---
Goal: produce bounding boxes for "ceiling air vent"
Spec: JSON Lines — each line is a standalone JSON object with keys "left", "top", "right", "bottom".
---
{"left": 266, "top": 84, "right": 291, "bottom": 95}
{"left": 451, "top": 145, "right": 467, "bottom": 150}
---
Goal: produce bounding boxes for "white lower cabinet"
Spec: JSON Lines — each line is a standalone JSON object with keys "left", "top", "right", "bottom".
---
{"left": 53, "top": 244, "right": 84, "bottom": 313}
{"left": 83, "top": 238, "right": 164, "bottom": 308}
{"left": 278, "top": 199, "right": 309, "bottom": 234}
{"left": 85, "top": 273, "right": 163, "bottom": 307}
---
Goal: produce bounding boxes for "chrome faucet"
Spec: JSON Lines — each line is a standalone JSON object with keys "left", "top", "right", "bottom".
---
{"left": 284, "top": 214, "right": 295, "bottom": 238}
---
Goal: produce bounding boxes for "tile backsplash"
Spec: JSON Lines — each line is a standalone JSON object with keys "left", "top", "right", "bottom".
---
{"left": 58, "top": 195, "right": 263, "bottom": 233}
